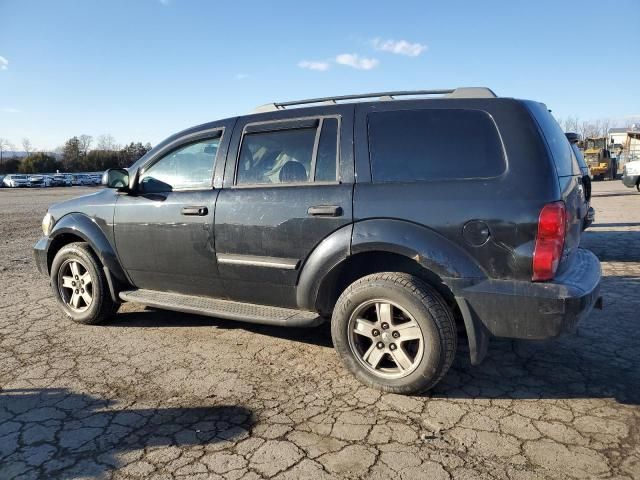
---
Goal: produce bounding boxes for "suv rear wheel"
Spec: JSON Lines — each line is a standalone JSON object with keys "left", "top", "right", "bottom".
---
{"left": 331, "top": 273, "right": 457, "bottom": 394}
{"left": 50, "top": 242, "right": 118, "bottom": 325}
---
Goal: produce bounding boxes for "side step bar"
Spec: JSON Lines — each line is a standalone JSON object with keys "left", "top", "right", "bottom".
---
{"left": 119, "top": 289, "right": 324, "bottom": 328}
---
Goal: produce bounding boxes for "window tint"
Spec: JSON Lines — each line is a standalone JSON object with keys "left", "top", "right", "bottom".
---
{"left": 139, "top": 136, "right": 220, "bottom": 192}
{"left": 368, "top": 109, "right": 505, "bottom": 182}
{"left": 315, "top": 118, "right": 339, "bottom": 182}
{"left": 237, "top": 128, "right": 316, "bottom": 185}
{"left": 527, "top": 102, "right": 580, "bottom": 177}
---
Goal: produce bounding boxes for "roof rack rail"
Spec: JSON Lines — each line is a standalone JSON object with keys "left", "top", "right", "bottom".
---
{"left": 253, "top": 87, "right": 497, "bottom": 113}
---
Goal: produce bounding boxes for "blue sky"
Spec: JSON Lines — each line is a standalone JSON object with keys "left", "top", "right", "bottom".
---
{"left": 1, "top": 0, "right": 639, "bottom": 150}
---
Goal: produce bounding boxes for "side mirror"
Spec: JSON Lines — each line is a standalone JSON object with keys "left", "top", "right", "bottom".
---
{"left": 102, "top": 168, "right": 129, "bottom": 189}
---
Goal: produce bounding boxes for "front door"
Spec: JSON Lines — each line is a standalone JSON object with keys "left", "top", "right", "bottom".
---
{"left": 114, "top": 128, "right": 228, "bottom": 296}
{"left": 214, "top": 107, "right": 354, "bottom": 308}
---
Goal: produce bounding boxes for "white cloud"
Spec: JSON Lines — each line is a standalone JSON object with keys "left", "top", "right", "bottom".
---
{"left": 298, "top": 60, "right": 331, "bottom": 72}
{"left": 235, "top": 73, "right": 249, "bottom": 80}
{"left": 1, "top": 107, "right": 20, "bottom": 113}
{"left": 335, "top": 54, "right": 379, "bottom": 70}
{"left": 372, "top": 38, "right": 427, "bottom": 57}
{"left": 0, "top": 56, "right": 8, "bottom": 70}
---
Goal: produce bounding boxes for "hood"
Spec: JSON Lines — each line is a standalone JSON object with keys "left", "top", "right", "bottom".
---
{"left": 48, "top": 188, "right": 118, "bottom": 222}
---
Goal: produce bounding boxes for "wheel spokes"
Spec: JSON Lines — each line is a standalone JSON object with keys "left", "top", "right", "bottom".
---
{"left": 362, "top": 343, "right": 385, "bottom": 369}
{"left": 390, "top": 347, "right": 413, "bottom": 371}
{"left": 70, "top": 292, "right": 81, "bottom": 308}
{"left": 353, "top": 318, "right": 377, "bottom": 339}
{"left": 349, "top": 299, "right": 425, "bottom": 379}
{"left": 69, "top": 261, "right": 81, "bottom": 279}
{"left": 375, "top": 302, "right": 393, "bottom": 325}
{"left": 395, "top": 320, "right": 422, "bottom": 342}
{"left": 80, "top": 272, "right": 92, "bottom": 287}
{"left": 81, "top": 291, "right": 93, "bottom": 306}
{"left": 60, "top": 260, "right": 92, "bottom": 311}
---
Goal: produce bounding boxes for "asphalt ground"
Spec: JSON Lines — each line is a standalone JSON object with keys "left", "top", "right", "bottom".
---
{"left": 0, "top": 181, "right": 638, "bottom": 479}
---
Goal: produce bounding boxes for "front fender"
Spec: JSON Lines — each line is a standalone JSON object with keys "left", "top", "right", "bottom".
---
{"left": 48, "top": 213, "right": 129, "bottom": 284}
{"left": 351, "top": 219, "right": 486, "bottom": 286}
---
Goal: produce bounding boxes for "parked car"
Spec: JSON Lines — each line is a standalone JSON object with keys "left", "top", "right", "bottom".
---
{"left": 89, "top": 174, "right": 103, "bottom": 185}
{"left": 0, "top": 175, "right": 4, "bottom": 187}
{"left": 28, "top": 175, "right": 47, "bottom": 187}
{"left": 34, "top": 87, "right": 602, "bottom": 394}
{"left": 3, "top": 174, "right": 30, "bottom": 187}
{"left": 622, "top": 160, "right": 640, "bottom": 191}
{"left": 565, "top": 132, "right": 595, "bottom": 229}
{"left": 72, "top": 174, "right": 93, "bottom": 186}
{"left": 49, "top": 174, "right": 65, "bottom": 187}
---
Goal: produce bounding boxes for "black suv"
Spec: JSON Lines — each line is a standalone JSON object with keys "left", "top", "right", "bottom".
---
{"left": 34, "top": 87, "right": 602, "bottom": 394}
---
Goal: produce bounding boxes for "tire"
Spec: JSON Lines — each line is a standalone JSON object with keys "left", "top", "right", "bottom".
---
{"left": 331, "top": 273, "right": 457, "bottom": 394}
{"left": 50, "top": 242, "right": 118, "bottom": 324}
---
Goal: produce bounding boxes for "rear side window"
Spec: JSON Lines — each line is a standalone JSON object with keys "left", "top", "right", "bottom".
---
{"left": 315, "top": 118, "right": 339, "bottom": 182}
{"left": 527, "top": 102, "right": 580, "bottom": 177}
{"left": 236, "top": 117, "right": 339, "bottom": 185}
{"left": 367, "top": 109, "right": 505, "bottom": 182}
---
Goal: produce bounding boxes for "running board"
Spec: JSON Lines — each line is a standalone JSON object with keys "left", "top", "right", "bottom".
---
{"left": 119, "top": 289, "right": 324, "bottom": 328}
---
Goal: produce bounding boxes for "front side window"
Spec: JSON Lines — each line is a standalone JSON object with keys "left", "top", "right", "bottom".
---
{"left": 139, "top": 135, "right": 221, "bottom": 193}
{"left": 236, "top": 118, "right": 339, "bottom": 186}
{"left": 368, "top": 109, "right": 506, "bottom": 182}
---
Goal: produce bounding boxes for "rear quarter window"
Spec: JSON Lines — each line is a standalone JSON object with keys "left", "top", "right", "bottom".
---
{"left": 527, "top": 102, "right": 581, "bottom": 177}
{"left": 367, "top": 108, "right": 506, "bottom": 182}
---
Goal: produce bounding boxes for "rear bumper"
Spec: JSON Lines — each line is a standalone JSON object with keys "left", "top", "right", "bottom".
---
{"left": 458, "top": 248, "right": 601, "bottom": 340}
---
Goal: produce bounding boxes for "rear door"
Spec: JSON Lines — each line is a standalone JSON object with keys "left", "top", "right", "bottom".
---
{"left": 527, "top": 102, "right": 585, "bottom": 270}
{"left": 214, "top": 106, "right": 354, "bottom": 308}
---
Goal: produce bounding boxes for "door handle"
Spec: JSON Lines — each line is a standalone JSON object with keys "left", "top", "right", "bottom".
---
{"left": 307, "top": 205, "right": 343, "bottom": 217}
{"left": 181, "top": 206, "right": 208, "bottom": 216}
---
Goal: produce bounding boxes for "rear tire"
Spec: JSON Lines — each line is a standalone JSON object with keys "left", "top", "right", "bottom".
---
{"left": 50, "top": 242, "right": 118, "bottom": 325}
{"left": 331, "top": 273, "right": 457, "bottom": 394}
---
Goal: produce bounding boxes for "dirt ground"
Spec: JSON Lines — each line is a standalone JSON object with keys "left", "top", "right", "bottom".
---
{"left": 0, "top": 182, "right": 638, "bottom": 479}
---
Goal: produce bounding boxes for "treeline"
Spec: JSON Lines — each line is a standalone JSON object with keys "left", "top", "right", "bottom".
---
{"left": 556, "top": 115, "right": 640, "bottom": 138}
{"left": 0, "top": 135, "right": 152, "bottom": 174}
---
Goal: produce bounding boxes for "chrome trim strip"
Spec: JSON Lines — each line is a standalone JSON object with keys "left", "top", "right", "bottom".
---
{"left": 217, "top": 254, "right": 299, "bottom": 270}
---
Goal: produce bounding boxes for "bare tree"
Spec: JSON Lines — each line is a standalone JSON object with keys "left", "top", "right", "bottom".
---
{"left": 78, "top": 134, "right": 93, "bottom": 156}
{"left": 0, "top": 137, "right": 14, "bottom": 165}
{"left": 96, "top": 134, "right": 117, "bottom": 151}
{"left": 564, "top": 115, "right": 580, "bottom": 134}
{"left": 22, "top": 138, "right": 33, "bottom": 157}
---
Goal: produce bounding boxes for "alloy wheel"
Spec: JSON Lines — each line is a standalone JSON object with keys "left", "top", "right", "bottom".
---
{"left": 347, "top": 299, "right": 425, "bottom": 379}
{"left": 58, "top": 259, "right": 93, "bottom": 312}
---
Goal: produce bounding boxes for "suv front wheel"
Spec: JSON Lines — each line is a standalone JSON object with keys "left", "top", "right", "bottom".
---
{"left": 50, "top": 242, "right": 118, "bottom": 325}
{"left": 331, "top": 273, "right": 457, "bottom": 394}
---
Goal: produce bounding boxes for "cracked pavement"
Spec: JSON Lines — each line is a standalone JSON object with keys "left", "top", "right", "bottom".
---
{"left": 0, "top": 182, "right": 639, "bottom": 479}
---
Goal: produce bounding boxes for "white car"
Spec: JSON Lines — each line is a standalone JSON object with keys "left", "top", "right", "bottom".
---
{"left": 28, "top": 175, "right": 47, "bottom": 187}
{"left": 2, "top": 174, "right": 30, "bottom": 187}
{"left": 622, "top": 160, "right": 640, "bottom": 191}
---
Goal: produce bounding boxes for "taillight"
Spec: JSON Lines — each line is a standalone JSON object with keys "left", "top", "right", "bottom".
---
{"left": 532, "top": 202, "right": 567, "bottom": 281}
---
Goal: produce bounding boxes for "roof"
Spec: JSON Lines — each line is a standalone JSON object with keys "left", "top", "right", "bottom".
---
{"left": 609, "top": 127, "right": 628, "bottom": 134}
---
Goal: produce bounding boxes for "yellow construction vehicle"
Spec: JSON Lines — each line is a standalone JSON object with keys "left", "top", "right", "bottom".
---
{"left": 583, "top": 137, "right": 616, "bottom": 180}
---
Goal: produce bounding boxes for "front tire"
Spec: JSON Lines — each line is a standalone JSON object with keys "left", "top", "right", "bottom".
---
{"left": 50, "top": 242, "right": 118, "bottom": 324}
{"left": 331, "top": 273, "right": 457, "bottom": 394}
